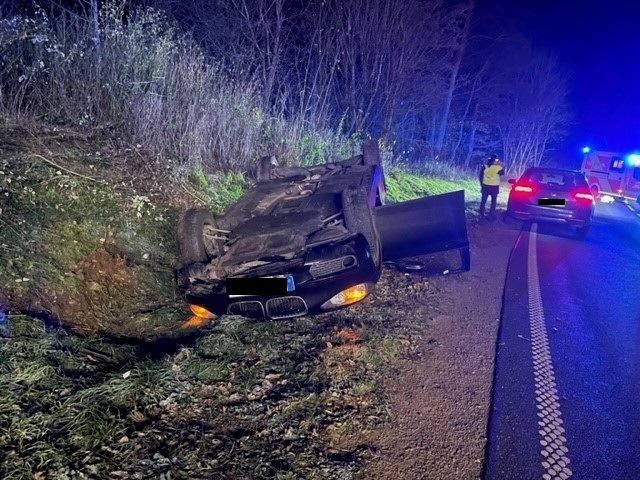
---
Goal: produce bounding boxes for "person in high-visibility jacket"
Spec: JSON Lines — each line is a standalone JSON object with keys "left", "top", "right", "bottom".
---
{"left": 479, "top": 154, "right": 505, "bottom": 220}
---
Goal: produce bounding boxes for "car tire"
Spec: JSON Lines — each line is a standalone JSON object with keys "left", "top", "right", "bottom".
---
{"left": 575, "top": 223, "right": 590, "bottom": 238}
{"left": 177, "top": 208, "right": 224, "bottom": 264}
{"left": 503, "top": 211, "right": 517, "bottom": 223}
{"left": 254, "top": 155, "right": 277, "bottom": 182}
{"left": 342, "top": 187, "right": 381, "bottom": 269}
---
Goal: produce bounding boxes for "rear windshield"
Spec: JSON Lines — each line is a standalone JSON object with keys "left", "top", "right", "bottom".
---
{"left": 521, "top": 170, "right": 587, "bottom": 188}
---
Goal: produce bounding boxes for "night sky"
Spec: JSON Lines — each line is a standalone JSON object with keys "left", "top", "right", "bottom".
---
{"left": 479, "top": 0, "right": 640, "bottom": 160}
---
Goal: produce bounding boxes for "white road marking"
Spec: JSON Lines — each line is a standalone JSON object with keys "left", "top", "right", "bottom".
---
{"left": 528, "top": 224, "right": 573, "bottom": 479}
{"left": 626, "top": 204, "right": 635, "bottom": 211}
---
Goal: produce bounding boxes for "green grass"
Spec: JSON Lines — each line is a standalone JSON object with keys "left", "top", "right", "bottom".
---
{"left": 385, "top": 165, "right": 480, "bottom": 202}
{"left": 384, "top": 165, "right": 510, "bottom": 218}
{"left": 0, "top": 243, "right": 430, "bottom": 480}
{"left": 0, "top": 146, "right": 188, "bottom": 338}
{"left": 187, "top": 167, "right": 247, "bottom": 214}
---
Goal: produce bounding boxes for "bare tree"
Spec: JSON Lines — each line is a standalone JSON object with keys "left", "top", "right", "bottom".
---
{"left": 319, "top": 0, "right": 464, "bottom": 146}
{"left": 146, "top": 0, "right": 300, "bottom": 111}
{"left": 284, "top": 1, "right": 341, "bottom": 129}
{"left": 326, "top": 0, "right": 408, "bottom": 135}
{"left": 434, "top": 0, "right": 474, "bottom": 155}
{"left": 376, "top": 0, "right": 478, "bottom": 161}
{"left": 487, "top": 50, "right": 571, "bottom": 174}
{"left": 131, "top": 0, "right": 571, "bottom": 169}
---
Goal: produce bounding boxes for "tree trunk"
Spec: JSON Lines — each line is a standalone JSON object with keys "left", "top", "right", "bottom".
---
{"left": 435, "top": 0, "right": 474, "bottom": 155}
{"left": 90, "top": 0, "right": 101, "bottom": 64}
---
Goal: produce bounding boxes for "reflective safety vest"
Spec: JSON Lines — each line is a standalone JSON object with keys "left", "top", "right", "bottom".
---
{"left": 482, "top": 164, "right": 504, "bottom": 186}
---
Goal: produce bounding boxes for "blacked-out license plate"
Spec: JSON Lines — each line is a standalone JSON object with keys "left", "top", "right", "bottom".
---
{"left": 538, "top": 198, "right": 565, "bottom": 207}
{"left": 227, "top": 275, "right": 295, "bottom": 297}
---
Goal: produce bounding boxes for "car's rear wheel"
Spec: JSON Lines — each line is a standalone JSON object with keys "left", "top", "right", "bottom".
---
{"left": 502, "top": 210, "right": 516, "bottom": 222}
{"left": 575, "top": 223, "right": 590, "bottom": 238}
{"left": 177, "top": 208, "right": 225, "bottom": 264}
{"left": 342, "top": 187, "right": 381, "bottom": 269}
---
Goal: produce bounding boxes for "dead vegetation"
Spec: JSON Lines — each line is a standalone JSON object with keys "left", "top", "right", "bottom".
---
{"left": 0, "top": 266, "right": 437, "bottom": 479}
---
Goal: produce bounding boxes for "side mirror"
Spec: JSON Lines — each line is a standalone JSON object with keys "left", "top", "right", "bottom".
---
{"left": 507, "top": 178, "right": 516, "bottom": 184}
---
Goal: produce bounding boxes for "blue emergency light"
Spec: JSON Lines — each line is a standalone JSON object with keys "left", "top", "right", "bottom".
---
{"left": 582, "top": 146, "right": 591, "bottom": 154}
{"left": 627, "top": 153, "right": 640, "bottom": 166}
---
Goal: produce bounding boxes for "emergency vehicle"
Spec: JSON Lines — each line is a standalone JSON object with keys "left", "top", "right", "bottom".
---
{"left": 580, "top": 150, "right": 640, "bottom": 203}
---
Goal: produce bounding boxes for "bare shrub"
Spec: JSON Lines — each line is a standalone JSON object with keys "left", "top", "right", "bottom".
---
{"left": 0, "top": 3, "right": 357, "bottom": 171}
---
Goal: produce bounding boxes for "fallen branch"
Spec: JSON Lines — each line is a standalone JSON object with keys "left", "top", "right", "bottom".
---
{"left": 80, "top": 347, "right": 118, "bottom": 364}
{"left": 31, "top": 153, "right": 102, "bottom": 183}
{"left": 180, "top": 182, "right": 209, "bottom": 205}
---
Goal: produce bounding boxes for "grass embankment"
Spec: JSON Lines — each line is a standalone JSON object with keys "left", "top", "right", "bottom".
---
{"left": 385, "top": 166, "right": 509, "bottom": 213}
{"left": 1, "top": 125, "right": 476, "bottom": 479}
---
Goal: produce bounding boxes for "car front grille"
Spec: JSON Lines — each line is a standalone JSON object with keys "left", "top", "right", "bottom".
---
{"left": 265, "top": 296, "right": 308, "bottom": 319}
{"left": 308, "top": 255, "right": 357, "bottom": 279}
{"left": 227, "top": 301, "right": 265, "bottom": 318}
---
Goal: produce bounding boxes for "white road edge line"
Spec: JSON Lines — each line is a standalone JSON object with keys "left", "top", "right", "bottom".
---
{"left": 627, "top": 204, "right": 635, "bottom": 211}
{"left": 527, "top": 224, "right": 573, "bottom": 480}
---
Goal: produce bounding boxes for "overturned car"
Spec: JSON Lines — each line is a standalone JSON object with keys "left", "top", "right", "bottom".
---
{"left": 175, "top": 140, "right": 470, "bottom": 321}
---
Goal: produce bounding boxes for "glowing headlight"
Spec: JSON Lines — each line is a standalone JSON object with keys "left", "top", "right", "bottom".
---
{"left": 188, "top": 304, "right": 216, "bottom": 319}
{"left": 322, "top": 283, "right": 368, "bottom": 309}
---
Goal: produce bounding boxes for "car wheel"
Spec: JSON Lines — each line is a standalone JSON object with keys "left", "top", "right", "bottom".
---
{"left": 575, "top": 223, "right": 590, "bottom": 238}
{"left": 342, "top": 187, "right": 381, "bottom": 269}
{"left": 177, "top": 208, "right": 225, "bottom": 264}
{"left": 503, "top": 210, "right": 517, "bottom": 223}
{"left": 254, "top": 155, "right": 277, "bottom": 182}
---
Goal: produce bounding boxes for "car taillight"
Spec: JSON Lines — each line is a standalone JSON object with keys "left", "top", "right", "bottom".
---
{"left": 574, "top": 191, "right": 594, "bottom": 202}
{"left": 513, "top": 184, "right": 534, "bottom": 193}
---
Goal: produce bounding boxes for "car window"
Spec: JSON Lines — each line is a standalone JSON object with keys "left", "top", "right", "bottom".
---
{"left": 523, "top": 171, "right": 582, "bottom": 188}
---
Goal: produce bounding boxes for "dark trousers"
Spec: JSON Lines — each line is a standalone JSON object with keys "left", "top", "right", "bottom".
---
{"left": 479, "top": 184, "right": 499, "bottom": 217}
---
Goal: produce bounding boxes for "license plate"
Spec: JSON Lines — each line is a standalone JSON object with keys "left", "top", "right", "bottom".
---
{"left": 265, "top": 274, "right": 295, "bottom": 292}
{"left": 264, "top": 274, "right": 295, "bottom": 292}
{"left": 228, "top": 274, "right": 295, "bottom": 298}
{"left": 538, "top": 198, "right": 565, "bottom": 207}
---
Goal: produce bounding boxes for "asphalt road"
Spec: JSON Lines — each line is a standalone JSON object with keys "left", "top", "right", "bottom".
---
{"left": 484, "top": 200, "right": 640, "bottom": 480}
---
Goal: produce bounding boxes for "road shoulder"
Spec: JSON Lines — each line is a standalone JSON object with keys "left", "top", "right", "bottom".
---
{"left": 359, "top": 219, "right": 520, "bottom": 479}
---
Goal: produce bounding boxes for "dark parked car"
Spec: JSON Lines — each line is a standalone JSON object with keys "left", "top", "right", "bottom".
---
{"left": 504, "top": 167, "right": 595, "bottom": 236}
{"left": 175, "top": 140, "right": 470, "bottom": 321}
